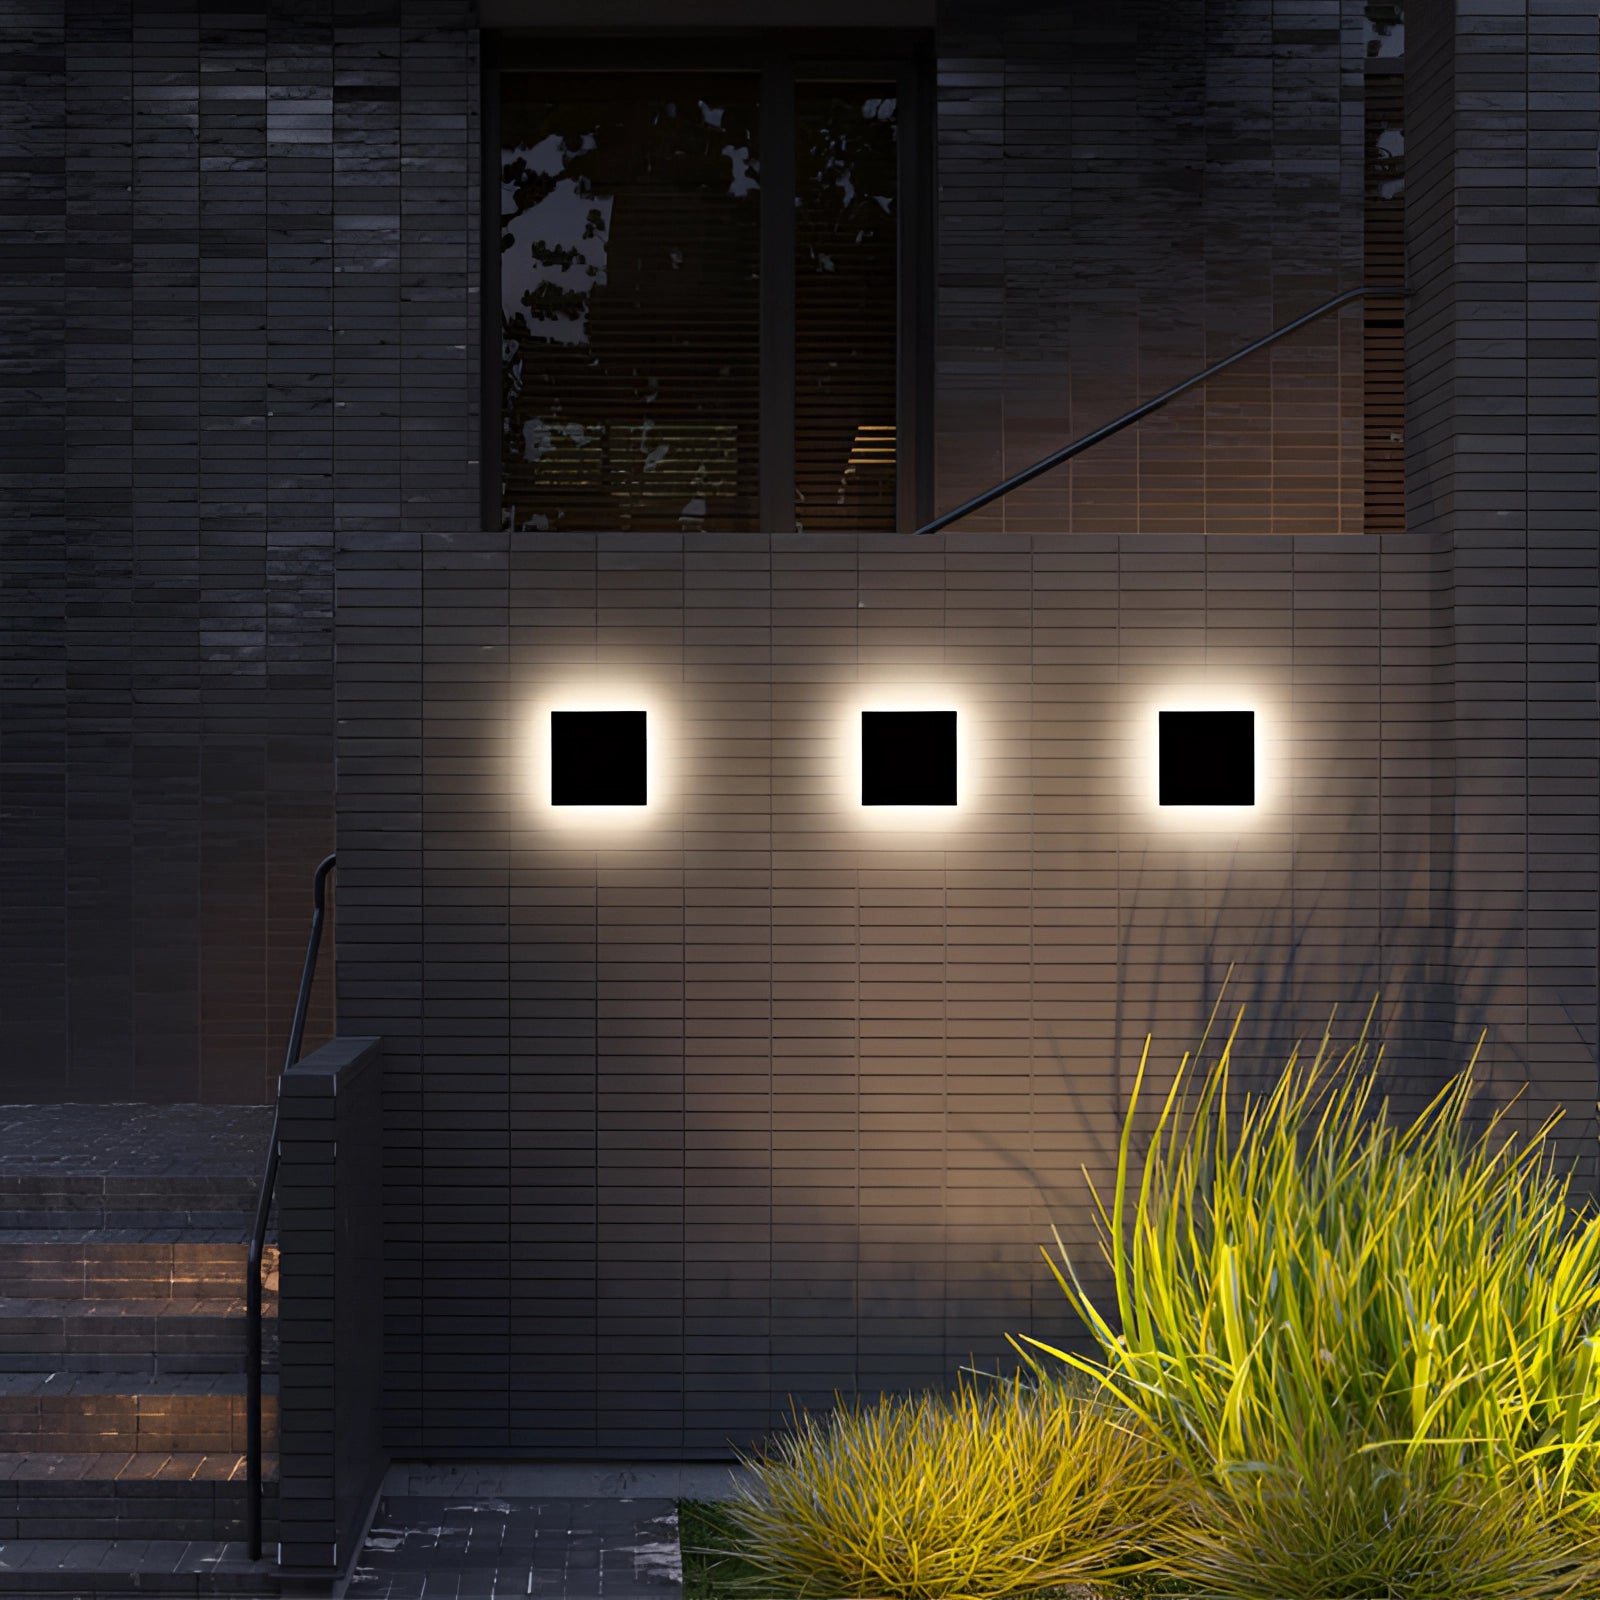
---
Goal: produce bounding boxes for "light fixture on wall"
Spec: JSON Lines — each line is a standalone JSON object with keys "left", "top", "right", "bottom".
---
{"left": 1158, "top": 709, "right": 1255, "bottom": 806}
{"left": 861, "top": 710, "right": 957, "bottom": 806}
{"left": 550, "top": 710, "right": 647, "bottom": 806}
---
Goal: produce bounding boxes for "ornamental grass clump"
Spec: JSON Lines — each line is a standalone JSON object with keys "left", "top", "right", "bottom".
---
{"left": 724, "top": 1375, "right": 1174, "bottom": 1600}
{"left": 1021, "top": 997, "right": 1600, "bottom": 1598}
{"left": 1163, "top": 1429, "right": 1591, "bottom": 1600}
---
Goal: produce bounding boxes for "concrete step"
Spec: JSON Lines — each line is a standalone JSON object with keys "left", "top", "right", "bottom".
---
{"left": 0, "top": 1537, "right": 284, "bottom": 1595}
{"left": 0, "top": 1302, "right": 276, "bottom": 1377}
{"left": 0, "top": 1239, "right": 276, "bottom": 1303}
{"left": 0, "top": 1454, "right": 278, "bottom": 1543}
{"left": 0, "top": 1376, "right": 276, "bottom": 1456}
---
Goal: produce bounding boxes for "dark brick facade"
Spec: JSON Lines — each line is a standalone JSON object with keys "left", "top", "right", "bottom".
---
{"left": 4, "top": 0, "right": 1598, "bottom": 1460}
{"left": 0, "top": 0, "right": 479, "bottom": 1101}
{"left": 1405, "top": 0, "right": 1600, "bottom": 1189}
{"left": 0, "top": 0, "right": 1386, "bottom": 1104}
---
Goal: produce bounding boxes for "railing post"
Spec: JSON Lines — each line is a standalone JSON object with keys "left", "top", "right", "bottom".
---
{"left": 275, "top": 1036, "right": 387, "bottom": 1583}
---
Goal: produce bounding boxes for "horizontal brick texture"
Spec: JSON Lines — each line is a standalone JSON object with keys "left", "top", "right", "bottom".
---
{"left": 0, "top": 0, "right": 479, "bottom": 1100}
{"left": 5, "top": 0, "right": 1598, "bottom": 1463}
{"left": 2, "top": 0, "right": 1376, "bottom": 1101}
{"left": 1406, "top": 0, "right": 1600, "bottom": 1198}
{"left": 335, "top": 527, "right": 1589, "bottom": 1456}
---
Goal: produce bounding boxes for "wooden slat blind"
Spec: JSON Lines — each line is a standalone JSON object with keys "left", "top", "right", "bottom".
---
{"left": 793, "top": 84, "right": 899, "bottom": 532}
{"left": 1364, "top": 68, "right": 1405, "bottom": 535}
{"left": 499, "top": 73, "right": 762, "bottom": 533}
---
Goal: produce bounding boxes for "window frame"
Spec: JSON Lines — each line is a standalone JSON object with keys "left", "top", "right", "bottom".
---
{"left": 481, "top": 31, "right": 934, "bottom": 533}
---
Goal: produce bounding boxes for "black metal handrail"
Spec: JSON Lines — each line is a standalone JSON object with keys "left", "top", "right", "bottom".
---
{"left": 913, "top": 286, "right": 1408, "bottom": 537}
{"left": 247, "top": 851, "right": 336, "bottom": 1563}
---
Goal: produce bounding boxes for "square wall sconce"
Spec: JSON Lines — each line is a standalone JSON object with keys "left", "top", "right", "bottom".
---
{"left": 550, "top": 710, "right": 647, "bottom": 806}
{"left": 1159, "top": 710, "right": 1255, "bottom": 806}
{"left": 861, "top": 710, "right": 957, "bottom": 806}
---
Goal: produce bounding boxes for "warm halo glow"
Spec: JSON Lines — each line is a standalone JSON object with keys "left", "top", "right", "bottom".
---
{"left": 1139, "top": 687, "right": 1274, "bottom": 827}
{"left": 839, "top": 685, "right": 971, "bottom": 824}
{"left": 524, "top": 679, "right": 673, "bottom": 829}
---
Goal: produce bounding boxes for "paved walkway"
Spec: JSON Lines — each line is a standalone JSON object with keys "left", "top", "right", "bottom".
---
{"left": 345, "top": 1464, "right": 750, "bottom": 1600}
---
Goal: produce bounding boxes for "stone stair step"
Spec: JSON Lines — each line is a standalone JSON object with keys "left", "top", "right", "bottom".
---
{"left": 0, "top": 1454, "right": 278, "bottom": 1543}
{"left": 0, "top": 1241, "right": 276, "bottom": 1303}
{"left": 0, "top": 1377, "right": 276, "bottom": 1456}
{"left": 0, "top": 1302, "right": 275, "bottom": 1377}
{"left": 0, "top": 1537, "right": 283, "bottom": 1595}
{"left": 0, "top": 1108, "right": 273, "bottom": 1181}
{"left": 0, "top": 1177, "right": 261, "bottom": 1232}
{"left": 0, "top": 1111, "right": 286, "bottom": 1582}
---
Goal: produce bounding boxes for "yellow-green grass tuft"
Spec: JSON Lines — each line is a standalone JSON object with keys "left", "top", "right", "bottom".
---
{"left": 1167, "top": 1433, "right": 1599, "bottom": 1600}
{"left": 1020, "top": 989, "right": 1600, "bottom": 1598}
{"left": 725, "top": 1376, "right": 1175, "bottom": 1600}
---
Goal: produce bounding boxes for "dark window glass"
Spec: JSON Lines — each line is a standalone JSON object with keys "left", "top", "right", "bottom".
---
{"left": 499, "top": 74, "right": 762, "bottom": 533}
{"left": 794, "top": 84, "right": 898, "bottom": 533}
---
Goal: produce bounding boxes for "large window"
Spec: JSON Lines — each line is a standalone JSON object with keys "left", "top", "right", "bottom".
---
{"left": 490, "top": 40, "right": 928, "bottom": 534}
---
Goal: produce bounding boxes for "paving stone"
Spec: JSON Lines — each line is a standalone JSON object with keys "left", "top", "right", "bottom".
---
{"left": 346, "top": 1495, "right": 682, "bottom": 1600}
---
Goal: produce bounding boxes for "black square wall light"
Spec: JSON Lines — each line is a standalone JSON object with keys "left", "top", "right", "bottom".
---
{"left": 551, "top": 710, "right": 647, "bottom": 805}
{"left": 861, "top": 711, "right": 957, "bottom": 806}
{"left": 1159, "top": 710, "right": 1255, "bottom": 806}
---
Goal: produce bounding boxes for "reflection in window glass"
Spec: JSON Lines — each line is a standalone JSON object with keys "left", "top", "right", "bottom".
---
{"left": 499, "top": 74, "right": 761, "bottom": 532}
{"left": 794, "top": 85, "right": 898, "bottom": 532}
